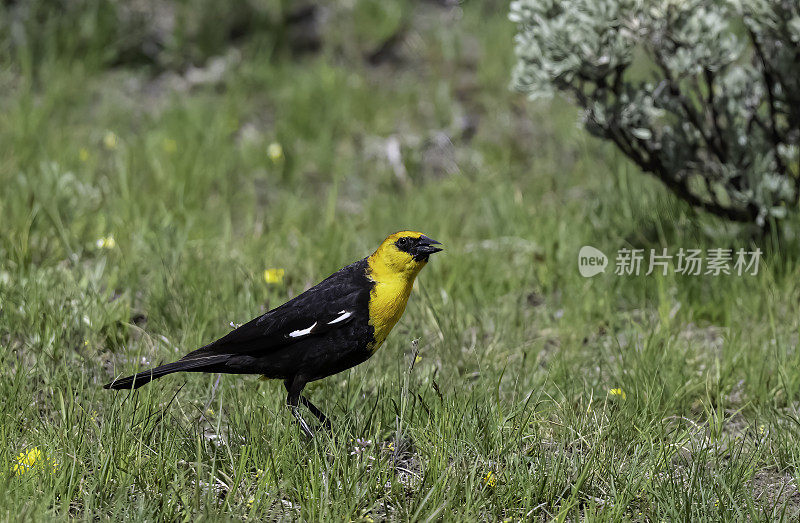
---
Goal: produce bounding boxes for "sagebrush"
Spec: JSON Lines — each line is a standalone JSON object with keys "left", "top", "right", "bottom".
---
{"left": 511, "top": 0, "right": 800, "bottom": 226}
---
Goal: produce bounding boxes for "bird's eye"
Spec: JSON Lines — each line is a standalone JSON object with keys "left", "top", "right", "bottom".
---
{"left": 397, "top": 237, "right": 410, "bottom": 248}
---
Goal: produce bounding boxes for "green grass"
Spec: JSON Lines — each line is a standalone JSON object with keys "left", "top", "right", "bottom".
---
{"left": 2, "top": 1, "right": 800, "bottom": 520}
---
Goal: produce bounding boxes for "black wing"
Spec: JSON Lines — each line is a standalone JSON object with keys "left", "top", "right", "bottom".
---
{"left": 183, "top": 258, "right": 371, "bottom": 359}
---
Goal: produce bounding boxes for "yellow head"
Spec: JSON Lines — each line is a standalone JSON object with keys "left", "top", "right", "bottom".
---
{"left": 368, "top": 231, "right": 443, "bottom": 278}
{"left": 366, "top": 231, "right": 443, "bottom": 352}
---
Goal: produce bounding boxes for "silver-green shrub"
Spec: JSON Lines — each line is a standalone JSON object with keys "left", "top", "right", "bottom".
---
{"left": 511, "top": 0, "right": 800, "bottom": 225}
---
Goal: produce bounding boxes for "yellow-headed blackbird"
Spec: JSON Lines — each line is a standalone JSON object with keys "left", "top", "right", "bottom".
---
{"left": 105, "top": 231, "right": 442, "bottom": 436}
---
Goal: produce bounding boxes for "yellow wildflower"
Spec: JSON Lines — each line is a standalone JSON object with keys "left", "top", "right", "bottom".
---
{"left": 13, "top": 448, "right": 41, "bottom": 475}
{"left": 264, "top": 268, "right": 285, "bottom": 284}
{"left": 79, "top": 148, "right": 90, "bottom": 162}
{"left": 162, "top": 138, "right": 177, "bottom": 153}
{"left": 608, "top": 388, "right": 626, "bottom": 400}
{"left": 96, "top": 236, "right": 116, "bottom": 249}
{"left": 13, "top": 447, "right": 57, "bottom": 476}
{"left": 103, "top": 130, "right": 119, "bottom": 150}
{"left": 414, "top": 355, "right": 422, "bottom": 364}
{"left": 483, "top": 470, "right": 497, "bottom": 488}
{"left": 267, "top": 142, "right": 284, "bottom": 162}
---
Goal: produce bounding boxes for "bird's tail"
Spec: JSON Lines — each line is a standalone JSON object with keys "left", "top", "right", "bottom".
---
{"left": 103, "top": 355, "right": 229, "bottom": 390}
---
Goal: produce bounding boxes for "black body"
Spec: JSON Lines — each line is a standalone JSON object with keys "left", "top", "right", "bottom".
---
{"left": 104, "top": 258, "right": 375, "bottom": 391}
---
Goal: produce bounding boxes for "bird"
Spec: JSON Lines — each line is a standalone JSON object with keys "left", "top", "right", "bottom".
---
{"left": 104, "top": 231, "right": 443, "bottom": 436}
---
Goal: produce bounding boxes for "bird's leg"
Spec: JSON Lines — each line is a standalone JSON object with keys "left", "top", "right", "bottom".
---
{"left": 290, "top": 405, "right": 314, "bottom": 438}
{"left": 285, "top": 377, "right": 314, "bottom": 437}
{"left": 300, "top": 395, "right": 333, "bottom": 431}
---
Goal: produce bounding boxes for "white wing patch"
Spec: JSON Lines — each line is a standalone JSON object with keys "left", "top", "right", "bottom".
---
{"left": 327, "top": 310, "right": 352, "bottom": 325}
{"left": 287, "top": 311, "right": 352, "bottom": 339}
{"left": 289, "top": 322, "right": 317, "bottom": 338}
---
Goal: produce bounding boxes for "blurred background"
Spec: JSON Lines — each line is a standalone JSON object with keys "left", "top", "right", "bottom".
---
{"left": 2, "top": 0, "right": 800, "bottom": 519}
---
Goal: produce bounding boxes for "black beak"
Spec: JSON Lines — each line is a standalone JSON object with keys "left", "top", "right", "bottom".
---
{"left": 413, "top": 235, "right": 443, "bottom": 261}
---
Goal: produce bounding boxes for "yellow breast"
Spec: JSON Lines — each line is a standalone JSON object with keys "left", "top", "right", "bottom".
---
{"left": 367, "top": 276, "right": 415, "bottom": 352}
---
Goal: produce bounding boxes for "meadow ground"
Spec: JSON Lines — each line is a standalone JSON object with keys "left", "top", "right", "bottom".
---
{"left": 2, "top": 2, "right": 800, "bottom": 520}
